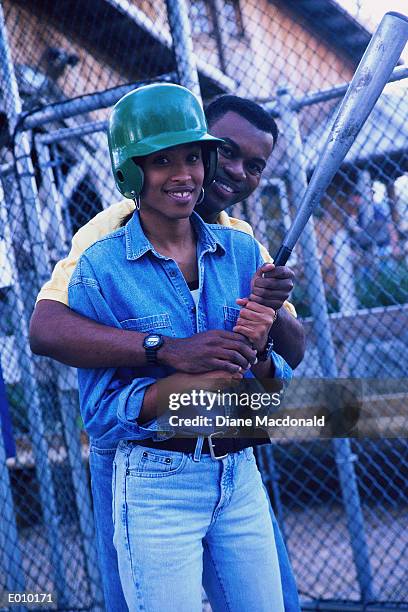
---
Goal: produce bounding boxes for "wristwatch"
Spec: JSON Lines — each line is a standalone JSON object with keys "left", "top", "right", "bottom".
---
{"left": 257, "top": 331, "right": 275, "bottom": 362}
{"left": 143, "top": 333, "right": 164, "bottom": 365}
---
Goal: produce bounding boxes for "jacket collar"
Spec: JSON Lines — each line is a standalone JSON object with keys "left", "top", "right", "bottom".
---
{"left": 125, "top": 210, "right": 226, "bottom": 261}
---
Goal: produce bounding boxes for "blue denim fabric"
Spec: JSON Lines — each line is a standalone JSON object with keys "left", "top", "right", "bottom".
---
{"left": 68, "top": 211, "right": 293, "bottom": 447}
{"left": 90, "top": 445, "right": 300, "bottom": 612}
{"left": 70, "top": 211, "right": 298, "bottom": 609}
{"left": 88, "top": 445, "right": 128, "bottom": 612}
{"left": 113, "top": 441, "right": 285, "bottom": 612}
{"left": 262, "top": 483, "right": 301, "bottom": 611}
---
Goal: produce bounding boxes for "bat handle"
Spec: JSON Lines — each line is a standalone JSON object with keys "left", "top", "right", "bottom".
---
{"left": 273, "top": 245, "right": 292, "bottom": 266}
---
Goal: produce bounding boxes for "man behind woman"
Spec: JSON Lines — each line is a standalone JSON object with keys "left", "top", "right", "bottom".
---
{"left": 31, "top": 86, "right": 301, "bottom": 610}
{"left": 68, "top": 83, "right": 289, "bottom": 610}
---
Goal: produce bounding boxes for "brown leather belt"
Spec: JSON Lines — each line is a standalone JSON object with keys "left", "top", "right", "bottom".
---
{"left": 135, "top": 434, "right": 270, "bottom": 460}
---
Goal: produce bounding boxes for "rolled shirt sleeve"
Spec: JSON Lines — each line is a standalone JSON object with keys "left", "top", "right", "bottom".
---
{"left": 270, "top": 350, "right": 293, "bottom": 382}
{"left": 80, "top": 371, "right": 159, "bottom": 442}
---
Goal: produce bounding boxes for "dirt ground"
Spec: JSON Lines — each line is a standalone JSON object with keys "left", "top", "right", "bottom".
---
{"left": 7, "top": 501, "right": 405, "bottom": 611}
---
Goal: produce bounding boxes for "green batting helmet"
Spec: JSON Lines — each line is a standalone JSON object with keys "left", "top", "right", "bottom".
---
{"left": 108, "top": 83, "right": 222, "bottom": 199}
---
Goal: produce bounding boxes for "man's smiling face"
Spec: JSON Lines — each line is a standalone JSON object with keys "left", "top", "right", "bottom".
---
{"left": 201, "top": 111, "right": 275, "bottom": 219}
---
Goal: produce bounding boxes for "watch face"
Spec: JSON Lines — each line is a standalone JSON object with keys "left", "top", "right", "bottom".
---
{"left": 144, "top": 334, "right": 161, "bottom": 348}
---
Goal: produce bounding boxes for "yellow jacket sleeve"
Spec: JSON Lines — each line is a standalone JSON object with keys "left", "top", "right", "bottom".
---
{"left": 224, "top": 214, "right": 297, "bottom": 318}
{"left": 36, "top": 200, "right": 135, "bottom": 305}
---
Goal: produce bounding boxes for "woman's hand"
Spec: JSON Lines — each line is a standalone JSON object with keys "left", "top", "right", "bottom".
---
{"left": 139, "top": 369, "right": 244, "bottom": 424}
{"left": 233, "top": 298, "right": 276, "bottom": 352}
{"left": 162, "top": 369, "right": 244, "bottom": 394}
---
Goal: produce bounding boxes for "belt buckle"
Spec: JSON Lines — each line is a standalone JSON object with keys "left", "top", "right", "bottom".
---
{"left": 208, "top": 431, "right": 228, "bottom": 461}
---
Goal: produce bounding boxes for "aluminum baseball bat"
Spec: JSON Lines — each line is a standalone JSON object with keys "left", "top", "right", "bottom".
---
{"left": 273, "top": 11, "right": 408, "bottom": 266}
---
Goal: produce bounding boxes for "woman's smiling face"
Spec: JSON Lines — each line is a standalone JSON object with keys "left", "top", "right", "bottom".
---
{"left": 138, "top": 143, "right": 205, "bottom": 220}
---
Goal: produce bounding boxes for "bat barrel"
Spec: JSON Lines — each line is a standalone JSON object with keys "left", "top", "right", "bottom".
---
{"left": 275, "top": 11, "right": 408, "bottom": 263}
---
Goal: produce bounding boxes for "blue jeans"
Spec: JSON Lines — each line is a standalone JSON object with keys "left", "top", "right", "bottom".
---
{"left": 90, "top": 443, "right": 300, "bottom": 612}
{"left": 114, "top": 441, "right": 288, "bottom": 612}
{"left": 89, "top": 445, "right": 128, "bottom": 612}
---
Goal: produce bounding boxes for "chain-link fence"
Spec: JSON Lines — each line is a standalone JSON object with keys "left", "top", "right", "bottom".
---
{"left": 1, "top": 0, "right": 407, "bottom": 610}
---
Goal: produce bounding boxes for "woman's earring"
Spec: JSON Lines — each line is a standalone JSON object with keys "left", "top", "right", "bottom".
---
{"left": 131, "top": 191, "right": 141, "bottom": 211}
{"left": 196, "top": 188, "right": 205, "bottom": 206}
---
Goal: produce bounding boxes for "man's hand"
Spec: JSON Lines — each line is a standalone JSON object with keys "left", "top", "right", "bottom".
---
{"left": 233, "top": 299, "right": 275, "bottom": 352}
{"left": 163, "top": 330, "right": 257, "bottom": 374}
{"left": 248, "top": 263, "right": 295, "bottom": 311}
{"left": 234, "top": 263, "right": 305, "bottom": 370}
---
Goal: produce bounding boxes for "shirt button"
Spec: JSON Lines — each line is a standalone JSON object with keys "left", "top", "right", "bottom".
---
{"left": 165, "top": 457, "right": 171, "bottom": 464}
{"left": 191, "top": 306, "right": 196, "bottom": 313}
{"left": 169, "top": 270, "right": 176, "bottom": 277}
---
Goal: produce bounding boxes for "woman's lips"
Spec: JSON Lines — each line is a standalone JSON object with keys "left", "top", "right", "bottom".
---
{"left": 165, "top": 190, "right": 194, "bottom": 204}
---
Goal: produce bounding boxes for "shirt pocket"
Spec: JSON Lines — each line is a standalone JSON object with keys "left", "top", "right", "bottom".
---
{"left": 223, "top": 306, "right": 241, "bottom": 332}
{"left": 120, "top": 313, "right": 175, "bottom": 336}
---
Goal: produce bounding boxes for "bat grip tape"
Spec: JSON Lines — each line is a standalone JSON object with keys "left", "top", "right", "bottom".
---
{"left": 273, "top": 245, "right": 292, "bottom": 266}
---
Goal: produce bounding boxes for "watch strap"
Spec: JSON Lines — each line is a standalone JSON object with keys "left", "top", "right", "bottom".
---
{"left": 145, "top": 347, "right": 159, "bottom": 365}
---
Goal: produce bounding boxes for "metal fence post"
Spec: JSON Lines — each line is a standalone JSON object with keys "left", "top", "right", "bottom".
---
{"left": 211, "top": 0, "right": 230, "bottom": 74}
{"left": 246, "top": 189, "right": 269, "bottom": 250}
{"left": 333, "top": 228, "right": 359, "bottom": 314}
{"left": 0, "top": 6, "right": 71, "bottom": 604}
{"left": 165, "top": 0, "right": 201, "bottom": 98}
{"left": 0, "top": 180, "right": 72, "bottom": 607}
{"left": 35, "top": 140, "right": 68, "bottom": 261}
{"left": 0, "top": 44, "right": 103, "bottom": 609}
{"left": 56, "top": 366, "right": 104, "bottom": 610}
{"left": 277, "top": 86, "right": 374, "bottom": 603}
{"left": 34, "top": 131, "right": 106, "bottom": 612}
{"left": 277, "top": 87, "right": 340, "bottom": 373}
{"left": 0, "top": 24, "right": 50, "bottom": 289}
{"left": 0, "top": 372, "right": 25, "bottom": 610}
{"left": 270, "top": 178, "right": 293, "bottom": 235}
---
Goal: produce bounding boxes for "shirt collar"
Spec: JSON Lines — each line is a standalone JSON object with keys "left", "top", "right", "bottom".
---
{"left": 125, "top": 210, "right": 226, "bottom": 261}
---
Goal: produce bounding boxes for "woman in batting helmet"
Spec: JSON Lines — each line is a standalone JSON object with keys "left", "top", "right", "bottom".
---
{"left": 69, "top": 83, "right": 286, "bottom": 611}
{"left": 108, "top": 82, "right": 220, "bottom": 202}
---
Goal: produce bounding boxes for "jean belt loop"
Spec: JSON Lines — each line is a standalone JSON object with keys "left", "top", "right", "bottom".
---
{"left": 193, "top": 436, "right": 205, "bottom": 462}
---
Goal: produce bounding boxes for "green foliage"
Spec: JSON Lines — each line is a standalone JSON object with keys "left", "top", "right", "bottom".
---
{"left": 292, "top": 258, "right": 408, "bottom": 318}
{"left": 355, "top": 259, "right": 408, "bottom": 309}
{"left": 5, "top": 382, "right": 29, "bottom": 433}
{"left": 291, "top": 283, "right": 340, "bottom": 318}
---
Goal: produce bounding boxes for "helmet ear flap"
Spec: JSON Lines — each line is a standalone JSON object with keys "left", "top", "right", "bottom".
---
{"left": 202, "top": 147, "right": 218, "bottom": 186}
{"left": 114, "top": 158, "right": 144, "bottom": 199}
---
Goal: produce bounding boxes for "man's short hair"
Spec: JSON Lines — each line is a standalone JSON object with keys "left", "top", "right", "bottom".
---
{"left": 205, "top": 95, "right": 278, "bottom": 146}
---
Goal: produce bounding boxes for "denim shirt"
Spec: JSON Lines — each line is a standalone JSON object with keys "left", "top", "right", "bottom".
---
{"left": 68, "top": 211, "right": 292, "bottom": 447}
